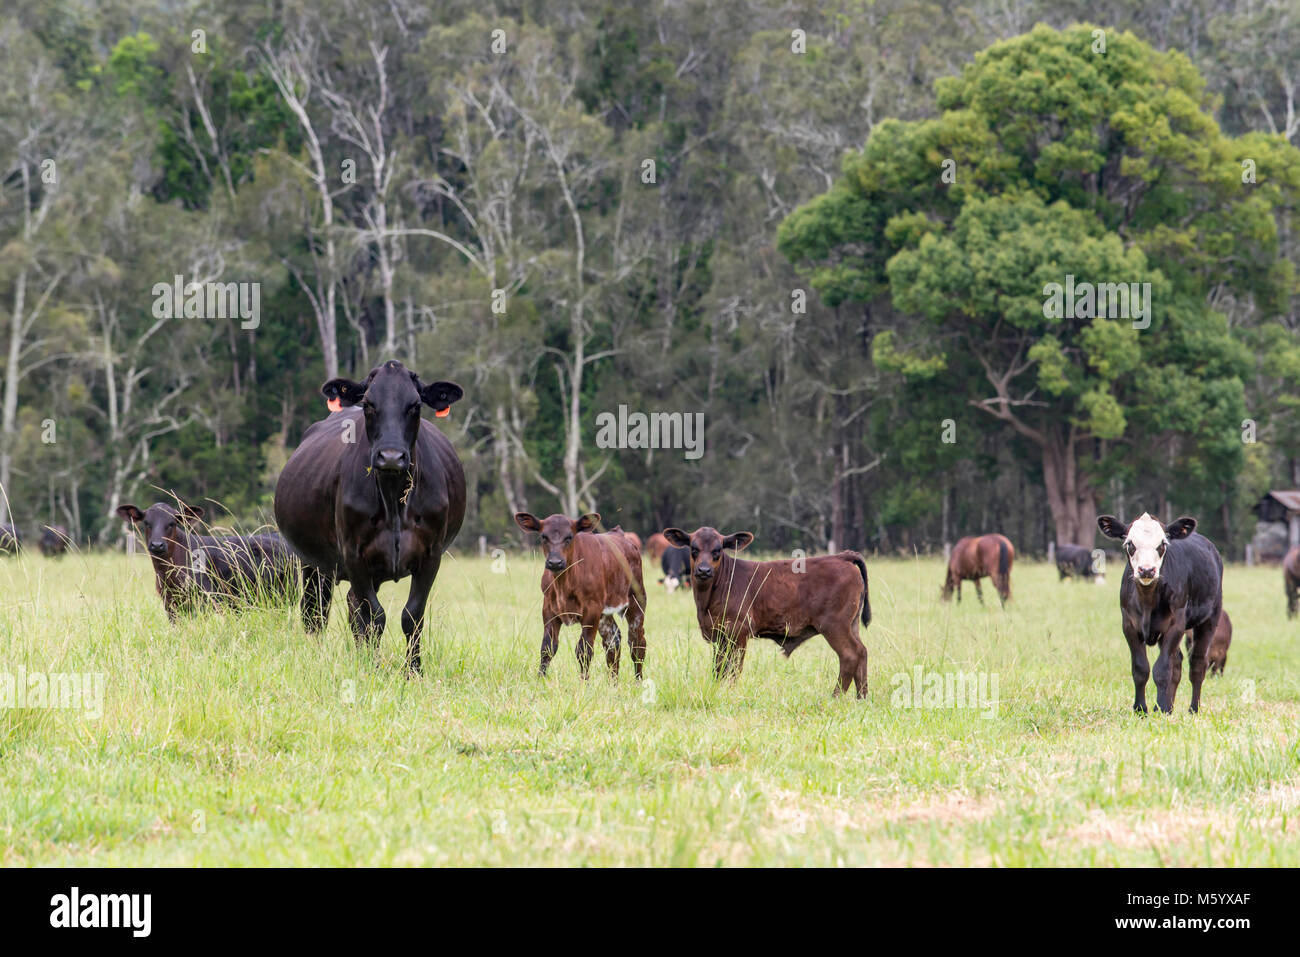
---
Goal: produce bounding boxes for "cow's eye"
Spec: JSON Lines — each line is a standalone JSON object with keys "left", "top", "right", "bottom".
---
{"left": 1157, "top": 542, "right": 1167, "bottom": 556}
{"left": 1124, "top": 542, "right": 1135, "bottom": 555}
{"left": 712, "top": 549, "right": 721, "bottom": 560}
{"left": 690, "top": 547, "right": 698, "bottom": 557}
{"left": 564, "top": 536, "right": 572, "bottom": 545}
{"left": 406, "top": 401, "right": 420, "bottom": 414}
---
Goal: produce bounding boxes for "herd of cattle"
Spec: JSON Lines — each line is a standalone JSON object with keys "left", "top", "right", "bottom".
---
{"left": 2, "top": 360, "right": 1294, "bottom": 712}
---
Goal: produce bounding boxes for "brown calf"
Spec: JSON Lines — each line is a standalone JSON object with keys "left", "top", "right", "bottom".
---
{"left": 1184, "top": 609, "right": 1232, "bottom": 676}
{"left": 662, "top": 527, "right": 871, "bottom": 697}
{"left": 645, "top": 532, "right": 671, "bottom": 561}
{"left": 515, "top": 512, "right": 647, "bottom": 680}
{"left": 1285, "top": 546, "right": 1299, "bottom": 619}
{"left": 942, "top": 534, "right": 1014, "bottom": 606}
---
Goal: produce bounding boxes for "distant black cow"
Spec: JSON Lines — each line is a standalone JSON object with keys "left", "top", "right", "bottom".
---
{"left": 1056, "top": 543, "right": 1102, "bottom": 582}
{"left": 39, "top": 524, "right": 71, "bottom": 557}
{"left": 659, "top": 545, "right": 690, "bottom": 593}
{"left": 1097, "top": 512, "right": 1223, "bottom": 714}
{"left": 273, "top": 360, "right": 466, "bottom": 674}
{"left": 117, "top": 502, "right": 299, "bottom": 620}
{"left": 1284, "top": 546, "right": 1299, "bottom": 619}
{"left": 0, "top": 523, "right": 20, "bottom": 552}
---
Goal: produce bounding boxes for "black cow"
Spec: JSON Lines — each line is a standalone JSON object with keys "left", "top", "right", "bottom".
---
{"left": 0, "top": 524, "right": 20, "bottom": 552}
{"left": 659, "top": 545, "right": 690, "bottom": 593}
{"left": 1097, "top": 512, "right": 1223, "bottom": 714}
{"left": 1056, "top": 543, "right": 1101, "bottom": 582}
{"left": 117, "top": 502, "right": 299, "bottom": 620}
{"left": 273, "top": 360, "right": 466, "bottom": 674}
{"left": 39, "top": 524, "right": 71, "bottom": 557}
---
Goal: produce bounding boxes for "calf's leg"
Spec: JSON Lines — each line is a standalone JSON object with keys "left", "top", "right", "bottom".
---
{"left": 599, "top": 614, "right": 622, "bottom": 677}
{"left": 825, "top": 626, "right": 869, "bottom": 699}
{"left": 973, "top": 578, "right": 984, "bottom": 605}
{"left": 575, "top": 615, "right": 598, "bottom": 679}
{"left": 712, "top": 630, "right": 749, "bottom": 682}
{"left": 1151, "top": 630, "right": 1184, "bottom": 714}
{"left": 625, "top": 598, "right": 646, "bottom": 680}
{"left": 1126, "top": 632, "right": 1150, "bottom": 714}
{"left": 346, "top": 579, "right": 385, "bottom": 649}
{"left": 539, "top": 612, "right": 561, "bottom": 677}
{"left": 1186, "top": 618, "right": 1214, "bottom": 713}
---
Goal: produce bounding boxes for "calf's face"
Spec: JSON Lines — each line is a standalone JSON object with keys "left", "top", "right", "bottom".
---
{"left": 663, "top": 527, "right": 754, "bottom": 585}
{"left": 322, "top": 361, "right": 463, "bottom": 474}
{"left": 1097, "top": 512, "right": 1196, "bottom": 586}
{"left": 118, "top": 503, "right": 204, "bottom": 560}
{"left": 515, "top": 512, "right": 600, "bottom": 572}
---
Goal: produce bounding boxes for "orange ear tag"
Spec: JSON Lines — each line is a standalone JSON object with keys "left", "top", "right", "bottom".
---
{"left": 434, "top": 408, "right": 450, "bottom": 418}
{"left": 327, "top": 397, "right": 342, "bottom": 412}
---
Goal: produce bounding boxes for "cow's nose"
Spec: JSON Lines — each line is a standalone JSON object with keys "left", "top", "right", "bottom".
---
{"left": 1137, "top": 566, "right": 1156, "bottom": 579}
{"left": 148, "top": 541, "right": 167, "bottom": 555}
{"left": 374, "top": 448, "right": 408, "bottom": 471}
{"left": 694, "top": 565, "right": 712, "bottom": 579}
{"left": 545, "top": 558, "right": 565, "bottom": 571}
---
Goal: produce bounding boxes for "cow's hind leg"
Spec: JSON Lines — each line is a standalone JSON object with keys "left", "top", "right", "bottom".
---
{"left": 346, "top": 579, "right": 386, "bottom": 651}
{"left": 599, "top": 614, "right": 622, "bottom": 678}
{"left": 1186, "top": 618, "right": 1214, "bottom": 713}
{"left": 825, "top": 626, "right": 869, "bottom": 699}
{"left": 301, "top": 566, "right": 335, "bottom": 633}
{"left": 1287, "top": 576, "right": 1298, "bottom": 619}
{"left": 400, "top": 556, "right": 439, "bottom": 676}
{"left": 575, "top": 615, "right": 598, "bottom": 679}
{"left": 973, "top": 578, "right": 984, "bottom": 605}
{"left": 625, "top": 599, "right": 646, "bottom": 681}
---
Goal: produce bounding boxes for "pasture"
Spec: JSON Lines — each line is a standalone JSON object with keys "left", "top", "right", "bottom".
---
{"left": 1, "top": 549, "right": 1298, "bottom": 866}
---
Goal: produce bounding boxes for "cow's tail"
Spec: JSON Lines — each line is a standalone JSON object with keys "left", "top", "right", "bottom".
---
{"left": 997, "top": 539, "right": 1011, "bottom": 597}
{"left": 847, "top": 553, "right": 871, "bottom": 628}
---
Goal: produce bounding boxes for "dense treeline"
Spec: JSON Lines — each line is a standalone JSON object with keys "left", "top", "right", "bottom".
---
{"left": 1, "top": 0, "right": 1298, "bottom": 556}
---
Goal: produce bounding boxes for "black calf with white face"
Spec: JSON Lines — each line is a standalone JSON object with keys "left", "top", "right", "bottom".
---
{"left": 323, "top": 361, "right": 463, "bottom": 475}
{"left": 1098, "top": 512, "right": 1196, "bottom": 586}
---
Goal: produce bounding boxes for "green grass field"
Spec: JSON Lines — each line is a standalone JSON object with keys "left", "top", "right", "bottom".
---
{"left": 1, "top": 548, "right": 1298, "bottom": 866}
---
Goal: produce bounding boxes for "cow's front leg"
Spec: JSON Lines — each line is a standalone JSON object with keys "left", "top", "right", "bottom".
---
{"left": 1151, "top": 631, "right": 1182, "bottom": 714}
{"left": 400, "top": 556, "right": 439, "bottom": 676}
{"left": 346, "top": 578, "right": 385, "bottom": 649}
{"left": 625, "top": 598, "right": 646, "bottom": 681}
{"left": 575, "top": 615, "right": 598, "bottom": 679}
{"left": 1126, "top": 631, "right": 1150, "bottom": 714}
{"left": 1185, "top": 617, "right": 1214, "bottom": 713}
{"left": 599, "top": 614, "right": 622, "bottom": 678}
{"left": 539, "top": 611, "right": 561, "bottom": 677}
{"left": 712, "top": 629, "right": 749, "bottom": 682}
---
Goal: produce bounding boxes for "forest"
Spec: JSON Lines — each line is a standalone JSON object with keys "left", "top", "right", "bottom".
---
{"left": 2, "top": 0, "right": 1298, "bottom": 556}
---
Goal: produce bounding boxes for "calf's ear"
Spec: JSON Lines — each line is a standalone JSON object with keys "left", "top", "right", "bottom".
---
{"left": 1165, "top": 516, "right": 1197, "bottom": 540}
{"left": 1097, "top": 515, "right": 1128, "bottom": 540}
{"left": 575, "top": 513, "right": 601, "bottom": 534}
{"left": 418, "top": 380, "right": 464, "bottom": 418}
{"left": 663, "top": 527, "right": 691, "bottom": 548}
{"left": 723, "top": 531, "right": 754, "bottom": 552}
{"left": 321, "top": 378, "right": 368, "bottom": 408}
{"left": 514, "top": 512, "right": 541, "bottom": 533}
{"left": 116, "top": 504, "right": 144, "bottom": 524}
{"left": 179, "top": 504, "right": 205, "bottom": 526}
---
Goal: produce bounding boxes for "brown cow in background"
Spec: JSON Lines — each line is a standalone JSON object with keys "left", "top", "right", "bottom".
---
{"left": 1186, "top": 609, "right": 1232, "bottom": 676}
{"left": 942, "top": 534, "right": 1014, "bottom": 606}
{"left": 515, "top": 512, "right": 647, "bottom": 680}
{"left": 1284, "top": 546, "right": 1299, "bottom": 619}
{"left": 645, "top": 532, "right": 671, "bottom": 561}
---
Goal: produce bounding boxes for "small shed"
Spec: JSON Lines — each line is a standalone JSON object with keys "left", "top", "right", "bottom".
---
{"left": 1253, "top": 490, "right": 1300, "bottom": 558}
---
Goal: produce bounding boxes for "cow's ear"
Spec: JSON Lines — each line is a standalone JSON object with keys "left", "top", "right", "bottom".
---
{"left": 575, "top": 513, "right": 601, "bottom": 534}
{"left": 418, "top": 380, "right": 464, "bottom": 417}
{"left": 321, "top": 378, "right": 368, "bottom": 408}
{"left": 514, "top": 512, "right": 541, "bottom": 533}
{"left": 663, "top": 527, "right": 691, "bottom": 548}
{"left": 179, "top": 504, "right": 205, "bottom": 526}
{"left": 1097, "top": 515, "right": 1128, "bottom": 540}
{"left": 723, "top": 531, "right": 755, "bottom": 552}
{"left": 1165, "top": 516, "right": 1197, "bottom": 541}
{"left": 116, "top": 504, "right": 144, "bottom": 524}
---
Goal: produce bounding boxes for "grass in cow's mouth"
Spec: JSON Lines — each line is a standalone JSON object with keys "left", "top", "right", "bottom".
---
{"left": 0, "top": 551, "right": 1297, "bottom": 866}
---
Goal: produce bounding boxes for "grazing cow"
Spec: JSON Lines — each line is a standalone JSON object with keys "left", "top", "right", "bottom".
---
{"left": 1285, "top": 546, "right": 1300, "bottom": 619}
{"left": 662, "top": 527, "right": 871, "bottom": 697}
{"left": 645, "top": 532, "right": 671, "bottom": 562}
{"left": 1097, "top": 513, "right": 1223, "bottom": 714}
{"left": 942, "top": 534, "right": 1014, "bottom": 605}
{"left": 1056, "top": 543, "right": 1102, "bottom": 583}
{"left": 1185, "top": 609, "right": 1232, "bottom": 676}
{"left": 38, "top": 524, "right": 71, "bottom": 557}
{"left": 274, "top": 360, "right": 466, "bottom": 673}
{"left": 514, "top": 512, "right": 646, "bottom": 679}
{"left": 659, "top": 545, "right": 690, "bottom": 593}
{"left": 0, "top": 523, "right": 21, "bottom": 552}
{"left": 117, "top": 502, "right": 299, "bottom": 621}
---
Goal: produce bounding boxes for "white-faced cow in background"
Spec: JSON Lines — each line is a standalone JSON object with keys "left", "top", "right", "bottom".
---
{"left": 1097, "top": 512, "right": 1223, "bottom": 714}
